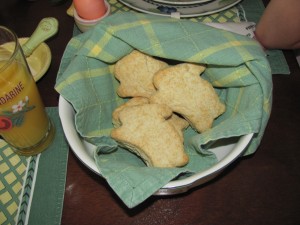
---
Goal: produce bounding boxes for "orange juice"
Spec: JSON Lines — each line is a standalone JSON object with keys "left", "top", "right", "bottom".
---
{"left": 0, "top": 60, "right": 55, "bottom": 155}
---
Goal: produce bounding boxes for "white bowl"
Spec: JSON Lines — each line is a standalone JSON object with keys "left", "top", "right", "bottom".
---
{"left": 74, "top": 0, "right": 110, "bottom": 32}
{"left": 58, "top": 95, "right": 253, "bottom": 195}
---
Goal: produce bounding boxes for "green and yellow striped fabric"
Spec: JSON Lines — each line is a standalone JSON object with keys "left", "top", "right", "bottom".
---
{"left": 55, "top": 12, "right": 272, "bottom": 208}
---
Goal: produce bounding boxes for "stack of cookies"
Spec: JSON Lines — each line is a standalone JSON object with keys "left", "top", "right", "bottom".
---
{"left": 111, "top": 50, "right": 225, "bottom": 168}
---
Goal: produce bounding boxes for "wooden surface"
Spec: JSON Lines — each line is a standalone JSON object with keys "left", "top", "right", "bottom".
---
{"left": 1, "top": 0, "right": 300, "bottom": 224}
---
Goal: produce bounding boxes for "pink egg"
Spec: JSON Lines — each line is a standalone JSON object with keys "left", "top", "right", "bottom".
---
{"left": 73, "top": 0, "right": 106, "bottom": 20}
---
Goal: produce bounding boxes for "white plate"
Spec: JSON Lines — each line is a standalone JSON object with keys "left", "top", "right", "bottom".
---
{"left": 59, "top": 95, "right": 253, "bottom": 195}
{"left": 118, "top": 0, "right": 242, "bottom": 18}
{"left": 151, "top": 0, "right": 214, "bottom": 5}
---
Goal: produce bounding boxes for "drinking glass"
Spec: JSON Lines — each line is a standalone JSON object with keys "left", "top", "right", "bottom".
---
{"left": 0, "top": 26, "right": 55, "bottom": 156}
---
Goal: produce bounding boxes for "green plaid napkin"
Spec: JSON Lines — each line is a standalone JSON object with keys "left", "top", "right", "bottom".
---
{"left": 55, "top": 12, "right": 272, "bottom": 208}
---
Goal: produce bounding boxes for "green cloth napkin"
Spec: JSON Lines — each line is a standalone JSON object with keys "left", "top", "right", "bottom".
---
{"left": 55, "top": 12, "right": 272, "bottom": 208}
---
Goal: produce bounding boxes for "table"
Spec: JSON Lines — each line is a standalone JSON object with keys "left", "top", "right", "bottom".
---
{"left": 1, "top": 0, "right": 300, "bottom": 224}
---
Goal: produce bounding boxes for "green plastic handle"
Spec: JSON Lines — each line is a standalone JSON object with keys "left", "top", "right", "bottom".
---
{"left": 22, "top": 17, "right": 59, "bottom": 57}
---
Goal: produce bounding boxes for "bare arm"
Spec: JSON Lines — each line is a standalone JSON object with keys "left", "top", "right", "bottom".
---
{"left": 255, "top": 0, "right": 300, "bottom": 49}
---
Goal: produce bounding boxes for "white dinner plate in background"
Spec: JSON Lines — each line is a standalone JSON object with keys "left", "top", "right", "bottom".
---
{"left": 118, "top": 0, "right": 242, "bottom": 18}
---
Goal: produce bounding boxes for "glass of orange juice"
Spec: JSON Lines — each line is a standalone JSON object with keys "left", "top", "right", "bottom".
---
{"left": 0, "top": 26, "right": 55, "bottom": 156}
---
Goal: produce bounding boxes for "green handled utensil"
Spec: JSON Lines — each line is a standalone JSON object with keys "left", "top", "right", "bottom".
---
{"left": 22, "top": 17, "right": 58, "bottom": 57}
{"left": 1, "top": 18, "right": 59, "bottom": 81}
{"left": 21, "top": 17, "right": 58, "bottom": 81}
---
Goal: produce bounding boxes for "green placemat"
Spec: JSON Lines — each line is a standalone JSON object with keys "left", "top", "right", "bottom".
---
{"left": 0, "top": 107, "right": 68, "bottom": 225}
{"left": 73, "top": 0, "right": 289, "bottom": 74}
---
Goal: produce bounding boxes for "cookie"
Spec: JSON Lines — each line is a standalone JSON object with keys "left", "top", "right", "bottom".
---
{"left": 111, "top": 103, "right": 189, "bottom": 168}
{"left": 168, "top": 113, "right": 189, "bottom": 142}
{"left": 112, "top": 97, "right": 149, "bottom": 128}
{"left": 112, "top": 98, "right": 188, "bottom": 140}
{"left": 150, "top": 63, "right": 225, "bottom": 133}
{"left": 114, "top": 50, "right": 168, "bottom": 98}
